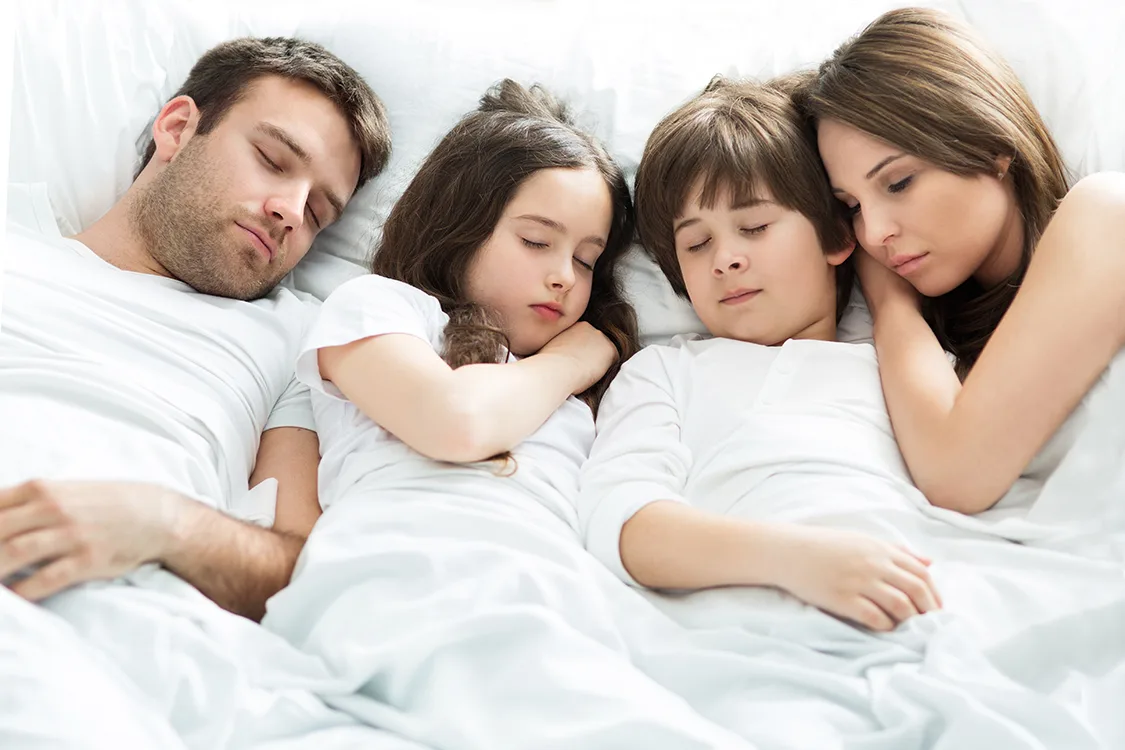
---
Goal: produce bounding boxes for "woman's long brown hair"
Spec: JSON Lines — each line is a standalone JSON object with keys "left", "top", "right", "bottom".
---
{"left": 797, "top": 7, "right": 1070, "bottom": 377}
{"left": 372, "top": 79, "right": 638, "bottom": 412}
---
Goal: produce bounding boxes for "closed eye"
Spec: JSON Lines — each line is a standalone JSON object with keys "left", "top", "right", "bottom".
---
{"left": 574, "top": 257, "right": 594, "bottom": 272}
{"left": 256, "top": 147, "right": 282, "bottom": 173}
{"left": 307, "top": 205, "right": 321, "bottom": 229}
{"left": 741, "top": 225, "right": 767, "bottom": 236}
{"left": 888, "top": 175, "right": 913, "bottom": 194}
{"left": 521, "top": 238, "right": 549, "bottom": 249}
{"left": 687, "top": 237, "right": 711, "bottom": 253}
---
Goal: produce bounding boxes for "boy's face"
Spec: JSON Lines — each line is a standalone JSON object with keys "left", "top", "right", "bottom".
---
{"left": 673, "top": 180, "right": 850, "bottom": 345}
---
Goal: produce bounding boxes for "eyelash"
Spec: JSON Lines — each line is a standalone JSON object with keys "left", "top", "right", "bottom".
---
{"left": 846, "top": 176, "right": 914, "bottom": 219}
{"left": 258, "top": 147, "right": 322, "bottom": 229}
{"left": 686, "top": 225, "right": 766, "bottom": 253}
{"left": 521, "top": 238, "right": 594, "bottom": 271}
{"left": 888, "top": 175, "right": 914, "bottom": 194}
{"left": 257, "top": 147, "right": 282, "bottom": 173}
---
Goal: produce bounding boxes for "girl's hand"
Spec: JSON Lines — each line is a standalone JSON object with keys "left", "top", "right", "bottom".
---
{"left": 773, "top": 525, "right": 942, "bottom": 632}
{"left": 856, "top": 248, "right": 922, "bottom": 319}
{"left": 540, "top": 322, "right": 618, "bottom": 394}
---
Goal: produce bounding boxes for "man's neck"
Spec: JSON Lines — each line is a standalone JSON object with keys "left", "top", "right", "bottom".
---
{"left": 72, "top": 196, "right": 174, "bottom": 279}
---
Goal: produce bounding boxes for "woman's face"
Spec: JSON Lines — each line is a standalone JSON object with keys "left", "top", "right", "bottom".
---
{"left": 817, "top": 118, "right": 1023, "bottom": 295}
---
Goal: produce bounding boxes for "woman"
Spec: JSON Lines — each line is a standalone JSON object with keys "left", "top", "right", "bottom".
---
{"left": 801, "top": 7, "right": 1125, "bottom": 515}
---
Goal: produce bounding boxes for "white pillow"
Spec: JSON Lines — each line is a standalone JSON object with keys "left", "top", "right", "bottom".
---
{"left": 8, "top": 0, "right": 1106, "bottom": 345}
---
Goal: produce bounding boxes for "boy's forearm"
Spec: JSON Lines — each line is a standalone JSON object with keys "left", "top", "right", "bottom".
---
{"left": 619, "top": 500, "right": 790, "bottom": 591}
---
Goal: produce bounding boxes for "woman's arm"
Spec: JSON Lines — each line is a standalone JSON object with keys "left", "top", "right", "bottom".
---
{"left": 866, "top": 172, "right": 1125, "bottom": 513}
{"left": 621, "top": 501, "right": 940, "bottom": 632}
{"left": 320, "top": 321, "right": 616, "bottom": 463}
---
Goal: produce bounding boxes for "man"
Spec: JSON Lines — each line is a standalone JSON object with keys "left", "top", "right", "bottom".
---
{"left": 1, "top": 36, "right": 391, "bottom": 620}
{"left": 0, "top": 37, "right": 421, "bottom": 749}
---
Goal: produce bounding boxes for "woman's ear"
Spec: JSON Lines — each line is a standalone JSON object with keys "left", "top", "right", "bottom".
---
{"left": 827, "top": 236, "right": 856, "bottom": 266}
{"left": 995, "top": 153, "right": 1014, "bottom": 180}
{"left": 149, "top": 95, "right": 202, "bottom": 165}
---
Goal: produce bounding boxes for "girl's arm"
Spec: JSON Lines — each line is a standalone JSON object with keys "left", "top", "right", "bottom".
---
{"left": 320, "top": 321, "right": 616, "bottom": 463}
{"left": 620, "top": 500, "right": 940, "bottom": 632}
{"left": 864, "top": 172, "right": 1125, "bottom": 514}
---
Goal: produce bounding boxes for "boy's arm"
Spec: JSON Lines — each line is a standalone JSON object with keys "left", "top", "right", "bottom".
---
{"left": 578, "top": 346, "right": 694, "bottom": 583}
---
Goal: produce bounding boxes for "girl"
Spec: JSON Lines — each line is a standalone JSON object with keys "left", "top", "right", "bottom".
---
{"left": 262, "top": 80, "right": 753, "bottom": 750}
{"left": 803, "top": 7, "right": 1125, "bottom": 516}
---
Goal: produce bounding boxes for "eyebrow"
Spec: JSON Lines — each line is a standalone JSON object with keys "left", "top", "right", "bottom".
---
{"left": 256, "top": 122, "right": 346, "bottom": 223}
{"left": 672, "top": 198, "right": 773, "bottom": 235}
{"left": 514, "top": 214, "right": 606, "bottom": 248}
{"left": 865, "top": 154, "right": 905, "bottom": 180}
{"left": 830, "top": 154, "right": 906, "bottom": 195}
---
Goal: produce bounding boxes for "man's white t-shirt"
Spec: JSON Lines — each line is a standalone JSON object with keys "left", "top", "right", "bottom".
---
{"left": 0, "top": 220, "right": 316, "bottom": 519}
{"left": 296, "top": 274, "right": 591, "bottom": 529}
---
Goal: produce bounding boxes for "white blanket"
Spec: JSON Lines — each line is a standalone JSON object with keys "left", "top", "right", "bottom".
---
{"left": 0, "top": 509, "right": 430, "bottom": 750}
{"left": 262, "top": 428, "right": 1125, "bottom": 750}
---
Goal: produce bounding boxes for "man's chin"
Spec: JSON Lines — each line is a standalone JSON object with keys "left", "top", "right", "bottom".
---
{"left": 177, "top": 270, "right": 280, "bottom": 301}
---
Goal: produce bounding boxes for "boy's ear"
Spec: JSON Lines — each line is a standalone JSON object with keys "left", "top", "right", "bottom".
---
{"left": 826, "top": 237, "right": 856, "bottom": 266}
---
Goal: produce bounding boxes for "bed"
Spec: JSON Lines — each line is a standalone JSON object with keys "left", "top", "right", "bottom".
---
{"left": 6, "top": 0, "right": 1125, "bottom": 748}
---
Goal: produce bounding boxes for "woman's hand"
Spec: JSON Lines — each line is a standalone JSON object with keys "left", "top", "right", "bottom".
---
{"left": 855, "top": 248, "right": 922, "bottom": 319}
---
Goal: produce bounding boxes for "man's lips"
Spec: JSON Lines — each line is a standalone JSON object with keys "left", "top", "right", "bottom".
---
{"left": 237, "top": 223, "right": 276, "bottom": 261}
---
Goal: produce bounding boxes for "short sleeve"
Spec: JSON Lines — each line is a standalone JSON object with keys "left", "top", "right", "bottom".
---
{"left": 263, "top": 375, "right": 316, "bottom": 431}
{"left": 295, "top": 275, "right": 448, "bottom": 400}
{"left": 578, "top": 345, "right": 693, "bottom": 586}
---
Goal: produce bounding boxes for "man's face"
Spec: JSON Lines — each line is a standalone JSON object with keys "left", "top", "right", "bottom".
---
{"left": 132, "top": 75, "right": 362, "bottom": 300}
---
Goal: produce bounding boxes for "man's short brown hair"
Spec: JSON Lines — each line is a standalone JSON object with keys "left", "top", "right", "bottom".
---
{"left": 634, "top": 75, "right": 853, "bottom": 320}
{"left": 137, "top": 36, "right": 391, "bottom": 188}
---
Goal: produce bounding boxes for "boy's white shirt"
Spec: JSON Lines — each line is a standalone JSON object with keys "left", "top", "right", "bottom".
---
{"left": 577, "top": 334, "right": 1079, "bottom": 586}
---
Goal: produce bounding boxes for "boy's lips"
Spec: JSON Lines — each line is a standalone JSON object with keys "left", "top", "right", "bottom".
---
{"left": 720, "top": 288, "right": 762, "bottom": 305}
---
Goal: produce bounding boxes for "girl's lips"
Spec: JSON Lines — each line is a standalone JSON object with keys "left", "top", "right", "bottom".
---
{"left": 531, "top": 304, "right": 563, "bottom": 321}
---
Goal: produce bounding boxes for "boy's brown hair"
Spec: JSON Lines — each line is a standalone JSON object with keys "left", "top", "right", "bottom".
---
{"left": 634, "top": 75, "right": 854, "bottom": 322}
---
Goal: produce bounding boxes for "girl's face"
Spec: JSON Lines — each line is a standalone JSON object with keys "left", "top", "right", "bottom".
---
{"left": 467, "top": 167, "right": 612, "bottom": 356}
{"left": 674, "top": 179, "right": 851, "bottom": 346}
{"left": 817, "top": 118, "right": 1023, "bottom": 296}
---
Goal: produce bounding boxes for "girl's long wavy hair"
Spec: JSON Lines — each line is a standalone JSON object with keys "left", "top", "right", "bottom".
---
{"left": 797, "top": 7, "right": 1070, "bottom": 377}
{"left": 372, "top": 79, "right": 638, "bottom": 413}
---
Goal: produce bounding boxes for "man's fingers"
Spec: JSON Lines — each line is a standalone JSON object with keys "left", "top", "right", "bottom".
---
{"left": 0, "top": 527, "right": 78, "bottom": 582}
{"left": 0, "top": 480, "right": 47, "bottom": 510}
{"left": 0, "top": 498, "right": 63, "bottom": 543}
{"left": 10, "top": 555, "right": 86, "bottom": 602}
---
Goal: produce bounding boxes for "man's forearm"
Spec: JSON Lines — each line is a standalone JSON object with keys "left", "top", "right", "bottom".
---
{"left": 159, "top": 496, "right": 305, "bottom": 621}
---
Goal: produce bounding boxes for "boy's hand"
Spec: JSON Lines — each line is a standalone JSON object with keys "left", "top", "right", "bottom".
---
{"left": 773, "top": 525, "right": 942, "bottom": 631}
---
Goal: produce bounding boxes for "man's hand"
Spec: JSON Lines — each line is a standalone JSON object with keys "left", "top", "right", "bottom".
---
{"left": 0, "top": 480, "right": 183, "bottom": 600}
